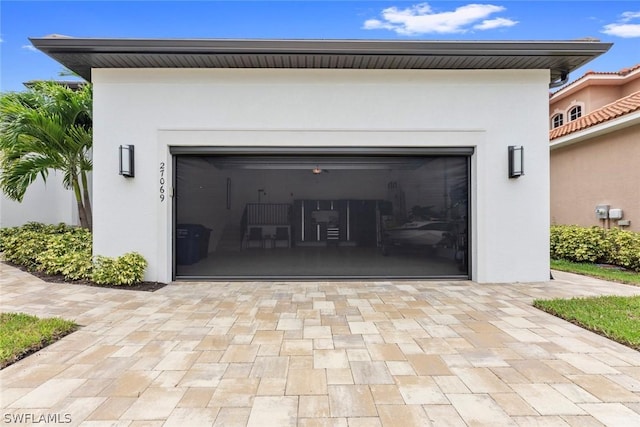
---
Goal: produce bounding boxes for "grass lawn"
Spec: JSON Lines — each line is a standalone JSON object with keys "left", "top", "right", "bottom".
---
{"left": 534, "top": 295, "right": 640, "bottom": 350}
{"left": 551, "top": 259, "right": 640, "bottom": 286}
{"left": 0, "top": 312, "right": 77, "bottom": 369}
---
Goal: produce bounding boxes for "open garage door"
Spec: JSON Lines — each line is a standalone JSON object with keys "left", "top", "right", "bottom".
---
{"left": 173, "top": 148, "right": 471, "bottom": 280}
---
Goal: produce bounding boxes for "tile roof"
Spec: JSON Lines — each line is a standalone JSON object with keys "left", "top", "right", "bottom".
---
{"left": 549, "top": 90, "right": 640, "bottom": 140}
{"left": 582, "top": 63, "right": 640, "bottom": 77}
{"left": 552, "top": 63, "right": 640, "bottom": 94}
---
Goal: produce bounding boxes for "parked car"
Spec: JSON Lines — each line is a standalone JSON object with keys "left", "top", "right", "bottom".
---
{"left": 381, "top": 220, "right": 455, "bottom": 255}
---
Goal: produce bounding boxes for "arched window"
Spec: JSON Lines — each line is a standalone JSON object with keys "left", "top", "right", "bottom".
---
{"left": 569, "top": 106, "right": 582, "bottom": 121}
{"left": 552, "top": 113, "right": 563, "bottom": 128}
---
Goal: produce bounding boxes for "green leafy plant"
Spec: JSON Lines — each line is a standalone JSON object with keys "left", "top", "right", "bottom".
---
{"left": 1, "top": 223, "right": 147, "bottom": 285}
{"left": 607, "top": 228, "right": 640, "bottom": 272}
{"left": 35, "top": 229, "right": 92, "bottom": 279}
{"left": 92, "top": 252, "right": 147, "bottom": 286}
{"left": 1, "top": 223, "right": 92, "bottom": 278}
{"left": 550, "top": 225, "right": 611, "bottom": 263}
{"left": 1, "top": 230, "right": 47, "bottom": 270}
{"left": 550, "top": 225, "right": 640, "bottom": 272}
{"left": 1, "top": 223, "right": 69, "bottom": 268}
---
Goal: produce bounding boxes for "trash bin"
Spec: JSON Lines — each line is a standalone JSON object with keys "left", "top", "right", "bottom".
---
{"left": 199, "top": 227, "right": 212, "bottom": 259}
{"left": 177, "top": 224, "right": 208, "bottom": 265}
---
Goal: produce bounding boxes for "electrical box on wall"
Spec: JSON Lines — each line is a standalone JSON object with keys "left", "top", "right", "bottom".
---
{"left": 595, "top": 204, "right": 609, "bottom": 220}
{"left": 609, "top": 209, "right": 623, "bottom": 220}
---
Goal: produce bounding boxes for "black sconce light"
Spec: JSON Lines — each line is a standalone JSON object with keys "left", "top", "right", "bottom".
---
{"left": 508, "top": 145, "right": 524, "bottom": 178}
{"left": 119, "top": 145, "right": 135, "bottom": 178}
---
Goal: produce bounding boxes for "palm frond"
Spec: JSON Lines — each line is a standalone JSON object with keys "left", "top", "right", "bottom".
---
{"left": 0, "top": 154, "right": 58, "bottom": 201}
{"left": 0, "top": 81, "right": 93, "bottom": 227}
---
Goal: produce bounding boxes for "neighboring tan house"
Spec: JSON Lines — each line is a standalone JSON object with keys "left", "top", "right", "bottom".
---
{"left": 30, "top": 36, "right": 610, "bottom": 283}
{"left": 549, "top": 65, "right": 640, "bottom": 232}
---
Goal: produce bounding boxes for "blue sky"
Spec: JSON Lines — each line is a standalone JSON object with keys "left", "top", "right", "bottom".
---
{"left": 1, "top": 1, "right": 639, "bottom": 92}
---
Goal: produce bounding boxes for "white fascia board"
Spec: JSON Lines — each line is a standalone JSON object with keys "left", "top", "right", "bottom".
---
{"left": 550, "top": 110, "right": 640, "bottom": 150}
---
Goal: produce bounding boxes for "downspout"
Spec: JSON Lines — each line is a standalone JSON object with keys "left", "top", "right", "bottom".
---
{"left": 548, "top": 68, "right": 568, "bottom": 281}
{"left": 549, "top": 70, "right": 569, "bottom": 89}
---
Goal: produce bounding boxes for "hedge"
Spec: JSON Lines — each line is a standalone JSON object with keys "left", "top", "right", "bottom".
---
{"left": 0, "top": 222, "right": 147, "bottom": 285}
{"left": 550, "top": 225, "right": 640, "bottom": 272}
{"left": 4, "top": 222, "right": 637, "bottom": 281}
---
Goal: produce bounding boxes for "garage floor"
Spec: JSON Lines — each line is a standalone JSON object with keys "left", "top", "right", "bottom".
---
{"left": 177, "top": 247, "right": 466, "bottom": 279}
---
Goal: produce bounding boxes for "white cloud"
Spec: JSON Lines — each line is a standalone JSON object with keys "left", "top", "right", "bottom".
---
{"left": 474, "top": 17, "right": 518, "bottom": 31}
{"left": 602, "top": 11, "right": 640, "bottom": 38}
{"left": 602, "top": 23, "right": 640, "bottom": 38}
{"left": 363, "top": 3, "right": 518, "bottom": 35}
{"left": 621, "top": 11, "right": 640, "bottom": 22}
{"left": 22, "top": 44, "right": 37, "bottom": 51}
{"left": 363, "top": 19, "right": 394, "bottom": 31}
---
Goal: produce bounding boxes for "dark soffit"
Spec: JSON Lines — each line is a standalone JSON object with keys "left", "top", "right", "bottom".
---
{"left": 30, "top": 37, "right": 613, "bottom": 85}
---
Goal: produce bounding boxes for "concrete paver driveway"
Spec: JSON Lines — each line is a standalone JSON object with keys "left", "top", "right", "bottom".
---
{"left": 1, "top": 263, "right": 640, "bottom": 426}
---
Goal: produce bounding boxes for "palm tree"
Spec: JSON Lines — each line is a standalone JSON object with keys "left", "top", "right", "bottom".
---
{"left": 0, "top": 81, "right": 93, "bottom": 230}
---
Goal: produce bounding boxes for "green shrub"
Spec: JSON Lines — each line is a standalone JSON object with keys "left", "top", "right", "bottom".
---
{"left": 37, "top": 248, "right": 93, "bottom": 280}
{"left": 92, "top": 252, "right": 147, "bottom": 286}
{"left": 607, "top": 228, "right": 640, "bottom": 272}
{"left": 35, "top": 230, "right": 92, "bottom": 279}
{"left": 1, "top": 223, "right": 92, "bottom": 275}
{"left": 551, "top": 225, "right": 640, "bottom": 272}
{"left": 550, "top": 225, "right": 611, "bottom": 263}
{"left": 2, "top": 230, "right": 50, "bottom": 270}
{"left": 0, "top": 226, "right": 19, "bottom": 252}
{"left": 1, "top": 223, "right": 148, "bottom": 285}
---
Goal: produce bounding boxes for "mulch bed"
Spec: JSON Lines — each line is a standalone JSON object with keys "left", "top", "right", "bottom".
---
{"left": 3, "top": 261, "right": 167, "bottom": 292}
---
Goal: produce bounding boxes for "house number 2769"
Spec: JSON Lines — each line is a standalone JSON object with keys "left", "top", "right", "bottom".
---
{"left": 159, "top": 162, "right": 166, "bottom": 202}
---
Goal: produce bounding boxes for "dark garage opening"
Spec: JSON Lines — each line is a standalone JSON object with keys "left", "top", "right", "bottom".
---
{"left": 174, "top": 150, "right": 470, "bottom": 279}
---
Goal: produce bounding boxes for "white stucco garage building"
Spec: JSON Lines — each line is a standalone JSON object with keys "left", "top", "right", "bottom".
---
{"left": 31, "top": 37, "right": 610, "bottom": 283}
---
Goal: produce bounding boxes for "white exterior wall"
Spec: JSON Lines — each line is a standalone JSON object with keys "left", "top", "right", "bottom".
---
{"left": 92, "top": 68, "right": 550, "bottom": 283}
{"left": 0, "top": 172, "right": 77, "bottom": 227}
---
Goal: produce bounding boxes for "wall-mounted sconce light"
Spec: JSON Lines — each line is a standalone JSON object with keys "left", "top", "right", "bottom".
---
{"left": 119, "top": 145, "right": 135, "bottom": 178}
{"left": 312, "top": 166, "right": 322, "bottom": 175}
{"left": 508, "top": 145, "right": 524, "bottom": 178}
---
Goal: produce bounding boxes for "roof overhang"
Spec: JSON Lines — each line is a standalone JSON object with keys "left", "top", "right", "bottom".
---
{"left": 30, "top": 37, "right": 612, "bottom": 85}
